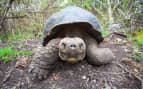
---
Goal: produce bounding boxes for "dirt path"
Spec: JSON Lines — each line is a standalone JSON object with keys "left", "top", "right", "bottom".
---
{"left": 0, "top": 34, "right": 142, "bottom": 89}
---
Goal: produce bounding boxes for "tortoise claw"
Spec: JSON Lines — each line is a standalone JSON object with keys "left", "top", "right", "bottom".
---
{"left": 28, "top": 64, "right": 49, "bottom": 80}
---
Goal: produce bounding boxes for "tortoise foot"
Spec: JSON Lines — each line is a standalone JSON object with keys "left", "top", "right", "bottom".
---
{"left": 28, "top": 64, "right": 50, "bottom": 80}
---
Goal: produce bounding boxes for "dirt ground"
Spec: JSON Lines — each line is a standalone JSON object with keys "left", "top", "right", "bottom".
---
{"left": 0, "top": 33, "right": 143, "bottom": 89}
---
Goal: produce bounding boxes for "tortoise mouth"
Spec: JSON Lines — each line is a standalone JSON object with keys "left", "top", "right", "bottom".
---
{"left": 59, "top": 37, "right": 86, "bottom": 63}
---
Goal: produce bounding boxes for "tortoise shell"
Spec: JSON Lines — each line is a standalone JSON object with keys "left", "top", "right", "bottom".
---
{"left": 43, "top": 6, "right": 103, "bottom": 46}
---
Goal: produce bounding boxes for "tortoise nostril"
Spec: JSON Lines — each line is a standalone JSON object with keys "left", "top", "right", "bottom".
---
{"left": 70, "top": 44, "right": 76, "bottom": 48}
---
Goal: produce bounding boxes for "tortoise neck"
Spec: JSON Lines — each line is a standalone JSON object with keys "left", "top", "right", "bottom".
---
{"left": 64, "top": 27, "right": 83, "bottom": 38}
{"left": 84, "top": 33, "right": 98, "bottom": 48}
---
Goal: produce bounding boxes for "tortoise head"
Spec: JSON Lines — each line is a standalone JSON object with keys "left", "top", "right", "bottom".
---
{"left": 59, "top": 37, "right": 86, "bottom": 63}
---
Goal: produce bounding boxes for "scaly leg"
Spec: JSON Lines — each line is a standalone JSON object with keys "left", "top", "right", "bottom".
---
{"left": 28, "top": 38, "right": 61, "bottom": 80}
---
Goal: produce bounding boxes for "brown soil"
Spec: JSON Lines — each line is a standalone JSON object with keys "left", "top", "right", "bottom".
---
{"left": 0, "top": 33, "right": 142, "bottom": 89}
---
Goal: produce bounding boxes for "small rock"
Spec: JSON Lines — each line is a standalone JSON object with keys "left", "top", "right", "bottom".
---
{"left": 82, "top": 75, "right": 86, "bottom": 79}
{"left": 15, "top": 56, "right": 29, "bottom": 69}
{"left": 52, "top": 73, "right": 60, "bottom": 81}
{"left": 134, "top": 69, "right": 138, "bottom": 73}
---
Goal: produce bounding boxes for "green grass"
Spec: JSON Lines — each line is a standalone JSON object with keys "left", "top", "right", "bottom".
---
{"left": 101, "top": 29, "right": 110, "bottom": 37}
{"left": 132, "top": 31, "right": 143, "bottom": 46}
{"left": 7, "top": 32, "right": 34, "bottom": 42}
{"left": 0, "top": 46, "right": 32, "bottom": 62}
{"left": 129, "top": 48, "right": 143, "bottom": 62}
{"left": 127, "top": 29, "right": 143, "bottom": 62}
{"left": 0, "top": 23, "right": 43, "bottom": 42}
{"left": 127, "top": 30, "right": 143, "bottom": 46}
{"left": 0, "top": 30, "right": 34, "bottom": 42}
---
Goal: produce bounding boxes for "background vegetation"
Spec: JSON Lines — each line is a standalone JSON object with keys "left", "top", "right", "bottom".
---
{"left": 0, "top": 0, "right": 143, "bottom": 62}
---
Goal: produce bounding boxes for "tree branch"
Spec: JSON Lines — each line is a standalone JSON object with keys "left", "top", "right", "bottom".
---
{"left": 0, "top": 0, "right": 15, "bottom": 30}
{"left": 5, "top": 15, "right": 27, "bottom": 19}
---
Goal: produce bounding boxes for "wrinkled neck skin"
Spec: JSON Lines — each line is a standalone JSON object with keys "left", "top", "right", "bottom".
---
{"left": 85, "top": 35, "right": 98, "bottom": 49}
{"left": 64, "top": 27, "right": 84, "bottom": 38}
{"left": 85, "top": 32, "right": 99, "bottom": 62}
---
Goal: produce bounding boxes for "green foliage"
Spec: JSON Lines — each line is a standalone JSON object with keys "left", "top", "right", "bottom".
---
{"left": 127, "top": 29, "right": 143, "bottom": 62}
{"left": 41, "top": 0, "right": 48, "bottom": 9}
{"left": 133, "top": 38, "right": 143, "bottom": 47}
{"left": 129, "top": 48, "right": 143, "bottom": 62}
{"left": 0, "top": 13, "right": 44, "bottom": 42}
{"left": 56, "top": 0, "right": 93, "bottom": 9}
{"left": 7, "top": 32, "right": 34, "bottom": 42}
{"left": 0, "top": 29, "right": 34, "bottom": 42}
{"left": 0, "top": 46, "right": 32, "bottom": 62}
{"left": 101, "top": 29, "right": 109, "bottom": 37}
{"left": 101, "top": 21, "right": 110, "bottom": 37}
{"left": 129, "top": 30, "right": 143, "bottom": 46}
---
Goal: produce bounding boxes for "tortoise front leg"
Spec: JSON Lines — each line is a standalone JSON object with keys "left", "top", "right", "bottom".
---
{"left": 86, "top": 38, "right": 114, "bottom": 65}
{"left": 28, "top": 38, "right": 61, "bottom": 80}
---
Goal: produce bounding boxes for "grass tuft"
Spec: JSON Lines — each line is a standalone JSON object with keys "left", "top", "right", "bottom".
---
{"left": 0, "top": 46, "right": 32, "bottom": 62}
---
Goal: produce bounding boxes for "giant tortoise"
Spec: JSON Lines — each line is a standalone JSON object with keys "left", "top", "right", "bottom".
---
{"left": 28, "top": 6, "right": 115, "bottom": 80}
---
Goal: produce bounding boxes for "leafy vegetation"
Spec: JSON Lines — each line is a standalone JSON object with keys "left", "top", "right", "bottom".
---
{"left": 132, "top": 30, "right": 143, "bottom": 46}
{"left": 101, "top": 29, "right": 109, "bottom": 37}
{"left": 0, "top": 46, "right": 32, "bottom": 62}
{"left": 129, "top": 48, "right": 143, "bottom": 62}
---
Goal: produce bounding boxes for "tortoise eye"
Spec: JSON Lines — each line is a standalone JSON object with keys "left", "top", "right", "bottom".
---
{"left": 62, "top": 43, "right": 66, "bottom": 48}
{"left": 79, "top": 43, "right": 83, "bottom": 48}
